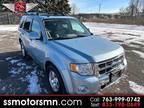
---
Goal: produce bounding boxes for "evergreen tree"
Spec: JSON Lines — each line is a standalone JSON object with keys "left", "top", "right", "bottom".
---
{"left": 0, "top": 0, "right": 2, "bottom": 11}
{"left": 36, "top": 0, "right": 71, "bottom": 15}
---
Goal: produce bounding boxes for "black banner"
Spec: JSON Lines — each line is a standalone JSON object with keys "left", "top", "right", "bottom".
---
{"left": 0, "top": 95, "right": 144, "bottom": 107}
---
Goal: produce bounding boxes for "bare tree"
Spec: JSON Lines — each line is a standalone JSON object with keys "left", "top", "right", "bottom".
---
{"left": 71, "top": 3, "right": 79, "bottom": 15}
{"left": 119, "top": 7, "right": 129, "bottom": 16}
{"left": 120, "top": 0, "right": 140, "bottom": 16}
{"left": 137, "top": 0, "right": 144, "bottom": 12}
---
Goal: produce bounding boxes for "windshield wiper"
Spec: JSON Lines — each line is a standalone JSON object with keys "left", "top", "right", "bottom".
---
{"left": 49, "top": 35, "right": 89, "bottom": 40}
{"left": 49, "top": 37, "right": 76, "bottom": 40}
{"left": 72, "top": 35, "right": 89, "bottom": 38}
{"left": 77, "top": 35, "right": 87, "bottom": 37}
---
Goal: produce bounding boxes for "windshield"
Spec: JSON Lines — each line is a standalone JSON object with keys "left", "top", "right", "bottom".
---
{"left": 44, "top": 18, "right": 91, "bottom": 40}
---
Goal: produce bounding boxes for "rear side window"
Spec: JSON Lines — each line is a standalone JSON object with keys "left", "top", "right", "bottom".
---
{"left": 23, "top": 18, "right": 32, "bottom": 31}
{"left": 19, "top": 17, "right": 26, "bottom": 28}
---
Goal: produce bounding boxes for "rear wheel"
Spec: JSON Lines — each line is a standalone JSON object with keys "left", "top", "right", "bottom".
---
{"left": 46, "top": 65, "right": 67, "bottom": 94}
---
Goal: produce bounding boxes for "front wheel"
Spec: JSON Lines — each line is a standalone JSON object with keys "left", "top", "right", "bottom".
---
{"left": 47, "top": 65, "right": 67, "bottom": 94}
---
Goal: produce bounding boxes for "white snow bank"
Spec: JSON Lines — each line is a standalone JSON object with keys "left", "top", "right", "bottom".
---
{"left": 0, "top": 25, "right": 18, "bottom": 31}
{"left": 129, "top": 81, "right": 144, "bottom": 94}
{"left": 26, "top": 70, "right": 41, "bottom": 94}
{"left": 132, "top": 50, "right": 144, "bottom": 59}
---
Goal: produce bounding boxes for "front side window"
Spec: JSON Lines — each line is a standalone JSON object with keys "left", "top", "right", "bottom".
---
{"left": 32, "top": 20, "right": 41, "bottom": 35}
{"left": 44, "top": 18, "right": 91, "bottom": 40}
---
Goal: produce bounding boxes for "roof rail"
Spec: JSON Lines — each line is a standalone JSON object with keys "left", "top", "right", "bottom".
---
{"left": 25, "top": 12, "right": 66, "bottom": 16}
{"left": 26, "top": 12, "right": 38, "bottom": 15}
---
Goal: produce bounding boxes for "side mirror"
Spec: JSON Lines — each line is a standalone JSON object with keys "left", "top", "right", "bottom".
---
{"left": 87, "top": 28, "right": 94, "bottom": 35}
{"left": 29, "top": 32, "right": 40, "bottom": 40}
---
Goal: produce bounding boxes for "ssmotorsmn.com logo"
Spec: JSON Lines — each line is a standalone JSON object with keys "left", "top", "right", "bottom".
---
{"left": 3, "top": 98, "right": 58, "bottom": 106}
{"left": 3, "top": 98, "right": 82, "bottom": 106}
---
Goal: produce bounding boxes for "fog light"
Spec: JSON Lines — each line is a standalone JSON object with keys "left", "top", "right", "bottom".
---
{"left": 78, "top": 85, "right": 89, "bottom": 94}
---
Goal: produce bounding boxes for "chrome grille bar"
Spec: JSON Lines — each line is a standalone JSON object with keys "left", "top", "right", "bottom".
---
{"left": 98, "top": 55, "right": 124, "bottom": 74}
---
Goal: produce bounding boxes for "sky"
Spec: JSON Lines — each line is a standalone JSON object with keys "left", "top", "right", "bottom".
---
{"left": 69, "top": 0, "right": 130, "bottom": 13}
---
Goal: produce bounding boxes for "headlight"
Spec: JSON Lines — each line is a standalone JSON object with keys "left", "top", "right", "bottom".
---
{"left": 70, "top": 63, "right": 99, "bottom": 76}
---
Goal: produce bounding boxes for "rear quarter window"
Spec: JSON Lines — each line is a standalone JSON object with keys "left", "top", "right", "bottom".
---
{"left": 19, "top": 16, "right": 27, "bottom": 29}
{"left": 19, "top": 21, "right": 24, "bottom": 28}
{"left": 23, "top": 18, "right": 32, "bottom": 32}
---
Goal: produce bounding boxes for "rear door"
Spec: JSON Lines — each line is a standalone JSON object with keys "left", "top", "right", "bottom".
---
{"left": 22, "top": 17, "right": 33, "bottom": 55}
{"left": 19, "top": 16, "right": 26, "bottom": 43}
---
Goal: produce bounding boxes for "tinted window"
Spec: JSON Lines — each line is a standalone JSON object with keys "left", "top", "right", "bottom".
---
{"left": 23, "top": 21, "right": 31, "bottom": 31}
{"left": 23, "top": 18, "right": 32, "bottom": 31}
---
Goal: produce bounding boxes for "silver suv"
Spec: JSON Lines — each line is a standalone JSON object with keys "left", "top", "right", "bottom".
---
{"left": 18, "top": 13, "right": 127, "bottom": 94}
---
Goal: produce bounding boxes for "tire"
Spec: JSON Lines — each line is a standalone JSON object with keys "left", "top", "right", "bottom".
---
{"left": 20, "top": 42, "right": 27, "bottom": 58}
{"left": 46, "top": 65, "right": 67, "bottom": 94}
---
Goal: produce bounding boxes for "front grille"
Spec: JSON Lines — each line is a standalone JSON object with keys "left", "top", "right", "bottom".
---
{"left": 98, "top": 55, "right": 124, "bottom": 75}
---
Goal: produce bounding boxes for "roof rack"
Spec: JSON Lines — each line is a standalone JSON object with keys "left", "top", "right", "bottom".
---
{"left": 25, "top": 12, "right": 66, "bottom": 16}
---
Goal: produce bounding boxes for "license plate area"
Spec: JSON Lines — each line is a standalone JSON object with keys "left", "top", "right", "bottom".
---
{"left": 110, "top": 71, "right": 121, "bottom": 82}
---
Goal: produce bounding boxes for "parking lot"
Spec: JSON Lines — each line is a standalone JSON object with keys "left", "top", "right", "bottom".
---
{"left": 0, "top": 23, "right": 144, "bottom": 94}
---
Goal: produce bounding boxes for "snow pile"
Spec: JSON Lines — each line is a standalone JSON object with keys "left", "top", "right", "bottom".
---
{"left": 1, "top": 87, "right": 6, "bottom": 91}
{"left": 5, "top": 56, "right": 43, "bottom": 94}
{"left": 0, "top": 25, "right": 18, "bottom": 31}
{"left": 9, "top": 68, "right": 19, "bottom": 75}
{"left": 132, "top": 50, "right": 144, "bottom": 59}
{"left": 26, "top": 70, "right": 41, "bottom": 94}
{"left": 129, "top": 81, "right": 144, "bottom": 94}
{"left": 17, "top": 62, "right": 27, "bottom": 67}
{"left": 5, "top": 57, "right": 16, "bottom": 61}
{"left": 9, "top": 59, "right": 22, "bottom": 64}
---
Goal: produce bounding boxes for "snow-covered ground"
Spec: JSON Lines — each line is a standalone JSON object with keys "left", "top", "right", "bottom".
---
{"left": 132, "top": 50, "right": 144, "bottom": 59}
{"left": 129, "top": 81, "right": 144, "bottom": 95}
{"left": 85, "top": 22, "right": 144, "bottom": 46}
{"left": 0, "top": 25, "right": 18, "bottom": 31}
{"left": 0, "top": 23, "right": 144, "bottom": 94}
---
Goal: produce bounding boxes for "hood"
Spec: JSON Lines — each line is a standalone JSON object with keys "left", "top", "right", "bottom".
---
{"left": 51, "top": 36, "right": 124, "bottom": 63}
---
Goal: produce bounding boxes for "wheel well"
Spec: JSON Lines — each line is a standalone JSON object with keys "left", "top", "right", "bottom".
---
{"left": 19, "top": 38, "right": 22, "bottom": 43}
{"left": 45, "top": 61, "right": 58, "bottom": 71}
{"left": 45, "top": 61, "right": 67, "bottom": 88}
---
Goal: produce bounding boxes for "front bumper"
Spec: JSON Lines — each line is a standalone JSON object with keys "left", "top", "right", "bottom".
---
{"left": 71, "top": 58, "right": 127, "bottom": 94}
